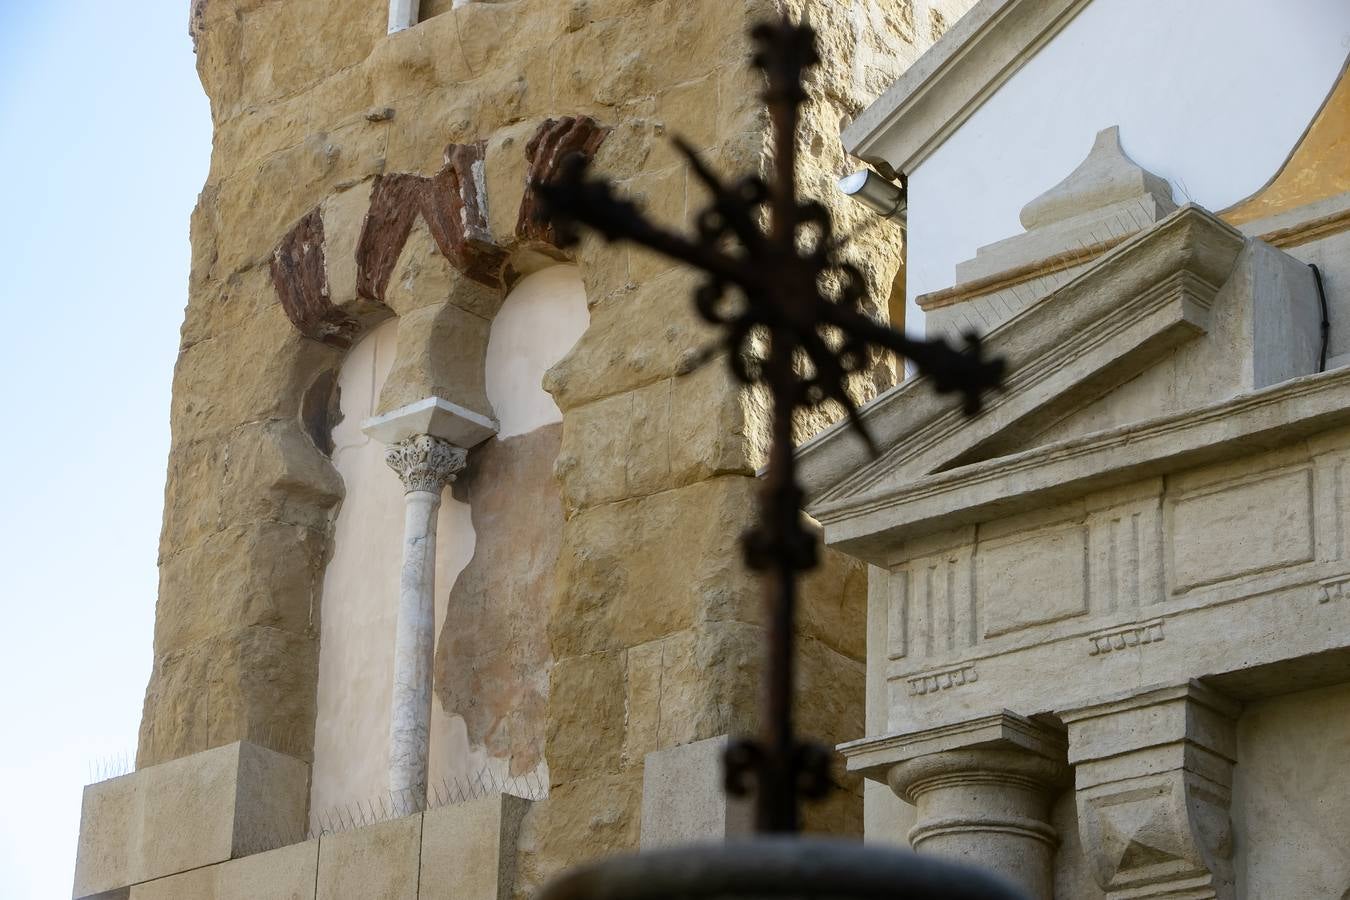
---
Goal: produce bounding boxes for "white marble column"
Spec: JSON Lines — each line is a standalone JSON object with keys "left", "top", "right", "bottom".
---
{"left": 387, "top": 0, "right": 417, "bottom": 33}
{"left": 383, "top": 434, "right": 467, "bottom": 812}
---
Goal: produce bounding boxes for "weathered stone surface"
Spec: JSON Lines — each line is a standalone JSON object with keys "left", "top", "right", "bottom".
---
{"left": 622, "top": 623, "right": 763, "bottom": 769}
{"left": 138, "top": 628, "right": 318, "bottom": 767}
{"left": 168, "top": 307, "right": 342, "bottom": 443}
{"left": 272, "top": 207, "right": 359, "bottom": 348}
{"left": 799, "top": 545, "right": 870, "bottom": 662}
{"left": 154, "top": 522, "right": 327, "bottom": 657}
{"left": 516, "top": 116, "right": 611, "bottom": 247}
{"left": 434, "top": 427, "right": 564, "bottom": 777}
{"left": 75, "top": 742, "right": 309, "bottom": 899}
{"left": 382, "top": 218, "right": 503, "bottom": 320}
{"left": 483, "top": 121, "right": 544, "bottom": 246}
{"left": 556, "top": 364, "right": 755, "bottom": 513}
{"left": 232, "top": 0, "right": 384, "bottom": 113}
{"left": 209, "top": 119, "right": 390, "bottom": 279}
{"left": 543, "top": 267, "right": 719, "bottom": 412}
{"left": 219, "top": 418, "right": 346, "bottom": 531}
{"left": 546, "top": 649, "right": 628, "bottom": 781}
{"left": 316, "top": 815, "right": 422, "bottom": 900}
{"left": 375, "top": 300, "right": 492, "bottom": 417}
{"left": 513, "top": 772, "right": 643, "bottom": 896}
{"left": 551, "top": 477, "right": 761, "bottom": 658}
{"left": 356, "top": 146, "right": 504, "bottom": 304}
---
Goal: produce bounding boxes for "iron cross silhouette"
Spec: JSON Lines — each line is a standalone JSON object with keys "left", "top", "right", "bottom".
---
{"left": 535, "top": 15, "right": 1004, "bottom": 833}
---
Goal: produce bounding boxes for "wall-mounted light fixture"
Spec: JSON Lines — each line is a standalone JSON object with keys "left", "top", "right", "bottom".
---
{"left": 838, "top": 168, "right": 906, "bottom": 222}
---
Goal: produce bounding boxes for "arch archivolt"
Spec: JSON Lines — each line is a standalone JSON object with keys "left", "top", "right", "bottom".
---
{"left": 267, "top": 115, "right": 606, "bottom": 816}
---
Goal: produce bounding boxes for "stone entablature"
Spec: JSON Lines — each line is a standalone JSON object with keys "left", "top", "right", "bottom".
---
{"left": 805, "top": 198, "right": 1343, "bottom": 897}
{"left": 865, "top": 425, "right": 1350, "bottom": 736}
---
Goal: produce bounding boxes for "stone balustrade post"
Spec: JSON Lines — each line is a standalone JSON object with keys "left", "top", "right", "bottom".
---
{"left": 383, "top": 434, "right": 467, "bottom": 811}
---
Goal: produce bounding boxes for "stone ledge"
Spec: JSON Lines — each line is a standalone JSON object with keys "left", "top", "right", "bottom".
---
{"left": 129, "top": 840, "right": 318, "bottom": 900}
{"left": 74, "top": 741, "right": 310, "bottom": 900}
{"left": 839, "top": 710, "right": 1065, "bottom": 784}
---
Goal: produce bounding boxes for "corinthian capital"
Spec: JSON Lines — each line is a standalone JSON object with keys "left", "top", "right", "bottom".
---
{"left": 385, "top": 434, "right": 467, "bottom": 494}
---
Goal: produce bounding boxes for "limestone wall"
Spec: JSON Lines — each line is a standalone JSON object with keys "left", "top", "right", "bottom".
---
{"left": 146, "top": 0, "right": 956, "bottom": 887}
{"left": 310, "top": 267, "right": 584, "bottom": 826}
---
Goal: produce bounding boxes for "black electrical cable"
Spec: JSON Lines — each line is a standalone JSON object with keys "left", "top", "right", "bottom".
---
{"left": 1311, "top": 263, "right": 1330, "bottom": 373}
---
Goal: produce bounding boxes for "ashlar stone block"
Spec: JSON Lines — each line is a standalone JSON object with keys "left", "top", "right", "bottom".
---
{"left": 639, "top": 736, "right": 752, "bottom": 849}
{"left": 419, "top": 794, "right": 532, "bottom": 899}
{"left": 316, "top": 814, "right": 422, "bottom": 900}
{"left": 74, "top": 742, "right": 310, "bottom": 900}
{"left": 129, "top": 840, "right": 319, "bottom": 900}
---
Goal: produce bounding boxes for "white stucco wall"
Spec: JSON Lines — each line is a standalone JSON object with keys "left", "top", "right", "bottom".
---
{"left": 311, "top": 266, "right": 589, "bottom": 821}
{"left": 485, "top": 265, "right": 590, "bottom": 438}
{"left": 310, "top": 318, "right": 477, "bottom": 822}
{"left": 904, "top": 0, "right": 1350, "bottom": 333}
{"left": 1232, "top": 682, "right": 1350, "bottom": 899}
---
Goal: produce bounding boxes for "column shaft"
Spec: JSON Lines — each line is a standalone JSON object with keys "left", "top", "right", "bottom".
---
{"left": 388, "top": 488, "right": 442, "bottom": 807}
{"left": 382, "top": 434, "right": 467, "bottom": 812}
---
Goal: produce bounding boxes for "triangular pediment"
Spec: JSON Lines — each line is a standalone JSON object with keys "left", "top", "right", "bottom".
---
{"left": 799, "top": 204, "right": 1322, "bottom": 559}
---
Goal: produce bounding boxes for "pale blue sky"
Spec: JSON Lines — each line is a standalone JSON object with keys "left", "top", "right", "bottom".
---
{"left": 0, "top": 2, "right": 209, "bottom": 896}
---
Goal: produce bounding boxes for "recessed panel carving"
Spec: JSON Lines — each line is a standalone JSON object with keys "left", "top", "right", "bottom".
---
{"left": 978, "top": 524, "right": 1088, "bottom": 637}
{"left": 902, "top": 548, "right": 976, "bottom": 660}
{"left": 1170, "top": 467, "right": 1314, "bottom": 593}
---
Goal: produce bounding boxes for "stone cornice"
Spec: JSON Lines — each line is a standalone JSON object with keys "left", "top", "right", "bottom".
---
{"left": 838, "top": 710, "right": 1065, "bottom": 783}
{"left": 841, "top": 0, "right": 1092, "bottom": 173}
{"left": 817, "top": 365, "right": 1350, "bottom": 560}
{"left": 798, "top": 206, "right": 1245, "bottom": 514}
{"left": 918, "top": 190, "right": 1350, "bottom": 314}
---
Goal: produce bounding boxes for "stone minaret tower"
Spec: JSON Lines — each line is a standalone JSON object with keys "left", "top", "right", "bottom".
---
{"left": 73, "top": 2, "right": 964, "bottom": 896}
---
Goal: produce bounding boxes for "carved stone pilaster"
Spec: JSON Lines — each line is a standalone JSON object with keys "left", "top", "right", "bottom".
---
{"left": 1062, "top": 681, "right": 1239, "bottom": 900}
{"left": 385, "top": 434, "right": 467, "bottom": 494}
